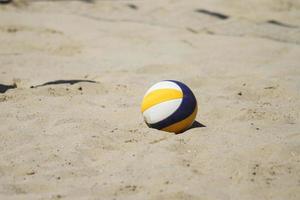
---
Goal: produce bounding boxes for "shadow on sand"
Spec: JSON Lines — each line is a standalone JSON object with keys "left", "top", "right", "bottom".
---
{"left": 0, "top": 83, "right": 16, "bottom": 93}
{"left": 31, "top": 79, "right": 97, "bottom": 88}
{"left": 189, "top": 120, "right": 206, "bottom": 129}
{"left": 176, "top": 120, "right": 206, "bottom": 134}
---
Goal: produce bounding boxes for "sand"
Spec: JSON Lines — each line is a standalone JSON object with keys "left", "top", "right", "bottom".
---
{"left": 0, "top": 0, "right": 300, "bottom": 199}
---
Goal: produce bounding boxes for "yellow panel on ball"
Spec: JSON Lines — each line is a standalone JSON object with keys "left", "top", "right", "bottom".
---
{"left": 141, "top": 89, "right": 183, "bottom": 112}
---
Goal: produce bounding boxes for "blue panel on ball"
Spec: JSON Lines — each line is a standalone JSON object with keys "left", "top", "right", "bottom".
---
{"left": 148, "top": 80, "right": 197, "bottom": 130}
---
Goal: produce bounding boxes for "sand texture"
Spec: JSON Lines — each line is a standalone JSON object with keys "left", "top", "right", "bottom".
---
{"left": 0, "top": 0, "right": 300, "bottom": 199}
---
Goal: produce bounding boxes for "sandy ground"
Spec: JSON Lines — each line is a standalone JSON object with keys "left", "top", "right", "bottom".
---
{"left": 0, "top": 0, "right": 300, "bottom": 199}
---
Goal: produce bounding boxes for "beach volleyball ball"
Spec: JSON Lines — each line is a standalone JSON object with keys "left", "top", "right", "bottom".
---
{"left": 141, "top": 80, "right": 197, "bottom": 133}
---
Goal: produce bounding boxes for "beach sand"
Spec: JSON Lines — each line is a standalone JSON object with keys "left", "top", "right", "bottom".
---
{"left": 0, "top": 0, "right": 300, "bottom": 199}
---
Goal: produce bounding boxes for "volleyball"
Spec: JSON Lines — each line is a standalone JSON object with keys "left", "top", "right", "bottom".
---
{"left": 141, "top": 80, "right": 198, "bottom": 133}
